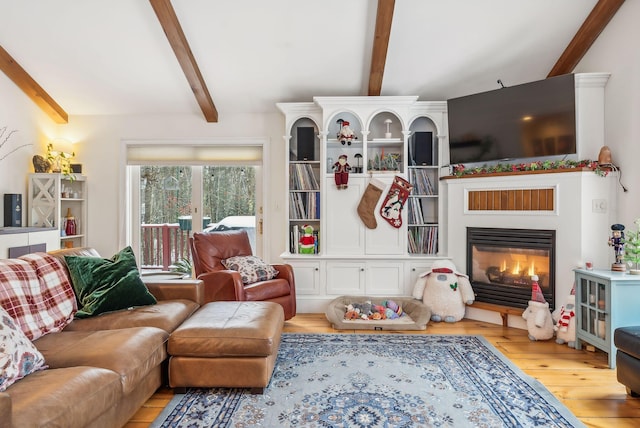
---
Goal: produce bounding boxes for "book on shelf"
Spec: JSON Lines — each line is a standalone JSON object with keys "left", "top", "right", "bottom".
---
{"left": 407, "top": 198, "right": 425, "bottom": 225}
{"left": 290, "top": 225, "right": 299, "bottom": 253}
{"left": 289, "top": 163, "right": 319, "bottom": 190}
{"left": 408, "top": 225, "right": 438, "bottom": 255}
{"left": 289, "top": 192, "right": 320, "bottom": 220}
{"left": 409, "top": 168, "right": 434, "bottom": 195}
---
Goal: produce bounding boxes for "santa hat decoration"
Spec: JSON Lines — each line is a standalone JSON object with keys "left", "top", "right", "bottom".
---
{"left": 530, "top": 275, "right": 546, "bottom": 303}
{"left": 570, "top": 283, "right": 576, "bottom": 295}
{"left": 419, "top": 259, "right": 468, "bottom": 279}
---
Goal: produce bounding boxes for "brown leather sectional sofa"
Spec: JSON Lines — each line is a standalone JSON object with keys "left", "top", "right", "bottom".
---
{"left": 0, "top": 247, "right": 204, "bottom": 428}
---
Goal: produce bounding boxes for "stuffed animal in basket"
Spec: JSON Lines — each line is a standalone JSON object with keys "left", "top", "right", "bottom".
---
{"left": 412, "top": 259, "right": 475, "bottom": 323}
{"left": 554, "top": 287, "right": 576, "bottom": 347}
{"left": 522, "top": 277, "right": 554, "bottom": 341}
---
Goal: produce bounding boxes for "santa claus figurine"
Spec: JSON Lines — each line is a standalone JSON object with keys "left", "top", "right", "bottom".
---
{"left": 333, "top": 154, "right": 350, "bottom": 189}
{"left": 337, "top": 119, "right": 356, "bottom": 145}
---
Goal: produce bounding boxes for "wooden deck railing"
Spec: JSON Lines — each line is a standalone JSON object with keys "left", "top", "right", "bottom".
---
{"left": 140, "top": 224, "right": 192, "bottom": 270}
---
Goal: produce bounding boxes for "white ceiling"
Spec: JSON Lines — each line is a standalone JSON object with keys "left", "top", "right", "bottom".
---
{"left": 0, "top": 0, "right": 599, "bottom": 118}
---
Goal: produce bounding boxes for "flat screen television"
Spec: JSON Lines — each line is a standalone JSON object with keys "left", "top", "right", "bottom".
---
{"left": 447, "top": 74, "right": 576, "bottom": 165}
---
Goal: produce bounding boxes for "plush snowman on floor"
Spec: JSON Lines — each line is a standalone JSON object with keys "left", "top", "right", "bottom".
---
{"left": 412, "top": 259, "right": 475, "bottom": 323}
{"left": 522, "top": 276, "right": 554, "bottom": 341}
{"left": 554, "top": 287, "right": 577, "bottom": 347}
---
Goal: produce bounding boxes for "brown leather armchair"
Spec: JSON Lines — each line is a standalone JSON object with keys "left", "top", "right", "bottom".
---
{"left": 190, "top": 229, "right": 296, "bottom": 320}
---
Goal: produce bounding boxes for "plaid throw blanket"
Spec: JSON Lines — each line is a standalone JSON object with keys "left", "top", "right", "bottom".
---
{"left": 0, "top": 253, "right": 77, "bottom": 340}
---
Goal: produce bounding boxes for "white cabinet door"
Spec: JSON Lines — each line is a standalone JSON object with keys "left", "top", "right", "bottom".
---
{"left": 407, "top": 261, "right": 436, "bottom": 295}
{"left": 324, "top": 178, "right": 365, "bottom": 255}
{"left": 290, "top": 261, "right": 322, "bottom": 295}
{"left": 365, "top": 261, "right": 405, "bottom": 295}
{"left": 326, "top": 262, "right": 365, "bottom": 295}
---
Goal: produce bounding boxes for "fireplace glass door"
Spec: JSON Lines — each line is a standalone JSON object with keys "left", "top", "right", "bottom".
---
{"left": 467, "top": 228, "right": 555, "bottom": 309}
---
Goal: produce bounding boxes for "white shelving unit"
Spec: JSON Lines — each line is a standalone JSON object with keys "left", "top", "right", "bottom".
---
{"left": 277, "top": 96, "right": 448, "bottom": 312}
{"left": 28, "top": 173, "right": 87, "bottom": 249}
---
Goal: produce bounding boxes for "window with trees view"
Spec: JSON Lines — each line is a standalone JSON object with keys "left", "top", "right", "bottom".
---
{"left": 137, "top": 165, "right": 257, "bottom": 271}
{"left": 140, "top": 166, "right": 255, "bottom": 225}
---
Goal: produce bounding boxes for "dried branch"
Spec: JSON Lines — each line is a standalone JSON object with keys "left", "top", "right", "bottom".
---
{"left": 0, "top": 125, "right": 32, "bottom": 162}
{"left": 0, "top": 125, "right": 19, "bottom": 149}
{"left": 0, "top": 143, "right": 32, "bottom": 161}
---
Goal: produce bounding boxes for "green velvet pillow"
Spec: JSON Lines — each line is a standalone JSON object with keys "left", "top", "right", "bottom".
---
{"left": 65, "top": 246, "right": 156, "bottom": 318}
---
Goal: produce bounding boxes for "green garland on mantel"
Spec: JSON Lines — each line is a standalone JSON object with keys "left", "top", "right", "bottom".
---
{"left": 451, "top": 159, "right": 610, "bottom": 177}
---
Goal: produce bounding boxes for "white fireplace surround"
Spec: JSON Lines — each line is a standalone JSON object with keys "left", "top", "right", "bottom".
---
{"left": 443, "top": 72, "right": 615, "bottom": 329}
{"left": 445, "top": 171, "right": 617, "bottom": 328}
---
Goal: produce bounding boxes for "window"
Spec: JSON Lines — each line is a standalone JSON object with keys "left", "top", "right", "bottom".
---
{"left": 124, "top": 140, "right": 265, "bottom": 271}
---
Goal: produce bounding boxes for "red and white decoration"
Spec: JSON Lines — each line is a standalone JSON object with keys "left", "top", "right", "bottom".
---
{"left": 379, "top": 175, "right": 413, "bottom": 228}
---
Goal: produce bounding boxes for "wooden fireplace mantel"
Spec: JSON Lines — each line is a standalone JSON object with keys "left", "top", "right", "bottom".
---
{"left": 442, "top": 168, "right": 612, "bottom": 212}
{"left": 441, "top": 166, "right": 604, "bottom": 180}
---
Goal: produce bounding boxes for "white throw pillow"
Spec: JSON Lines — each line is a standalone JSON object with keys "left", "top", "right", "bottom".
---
{"left": 0, "top": 306, "right": 47, "bottom": 392}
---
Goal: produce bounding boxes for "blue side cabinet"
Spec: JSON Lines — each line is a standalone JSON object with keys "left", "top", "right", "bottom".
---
{"left": 574, "top": 268, "right": 640, "bottom": 368}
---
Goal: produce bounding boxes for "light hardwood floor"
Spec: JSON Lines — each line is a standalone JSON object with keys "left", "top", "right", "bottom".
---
{"left": 125, "top": 314, "right": 640, "bottom": 428}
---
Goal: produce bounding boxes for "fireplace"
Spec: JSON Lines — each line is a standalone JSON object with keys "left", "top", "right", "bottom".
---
{"left": 467, "top": 227, "right": 555, "bottom": 310}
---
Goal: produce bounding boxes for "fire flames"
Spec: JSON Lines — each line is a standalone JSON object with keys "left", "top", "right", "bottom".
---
{"left": 501, "top": 259, "right": 536, "bottom": 276}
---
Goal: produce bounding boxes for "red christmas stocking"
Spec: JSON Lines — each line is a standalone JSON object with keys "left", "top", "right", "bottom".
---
{"left": 379, "top": 175, "right": 413, "bottom": 228}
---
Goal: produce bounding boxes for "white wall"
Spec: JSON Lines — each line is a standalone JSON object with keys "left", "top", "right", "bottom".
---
{"left": 0, "top": 73, "right": 287, "bottom": 259}
{"left": 57, "top": 113, "right": 286, "bottom": 260}
{"left": 0, "top": 73, "right": 58, "bottom": 226}
{"left": 1, "top": 0, "right": 638, "bottom": 284}
{"left": 575, "top": 0, "right": 640, "bottom": 227}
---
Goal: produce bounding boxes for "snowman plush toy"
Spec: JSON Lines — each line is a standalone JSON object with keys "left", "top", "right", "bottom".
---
{"left": 554, "top": 287, "right": 577, "bottom": 347}
{"left": 522, "top": 277, "right": 554, "bottom": 341}
{"left": 412, "top": 259, "right": 475, "bottom": 323}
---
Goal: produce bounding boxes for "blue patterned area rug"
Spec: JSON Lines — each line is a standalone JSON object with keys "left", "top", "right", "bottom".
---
{"left": 152, "top": 334, "right": 584, "bottom": 428}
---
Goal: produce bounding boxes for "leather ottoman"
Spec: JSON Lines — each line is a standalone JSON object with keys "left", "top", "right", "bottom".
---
{"left": 167, "top": 301, "right": 284, "bottom": 393}
{"left": 614, "top": 326, "right": 640, "bottom": 397}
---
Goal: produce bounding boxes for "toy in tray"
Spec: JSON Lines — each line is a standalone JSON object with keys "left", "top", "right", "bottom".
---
{"left": 344, "top": 299, "right": 404, "bottom": 320}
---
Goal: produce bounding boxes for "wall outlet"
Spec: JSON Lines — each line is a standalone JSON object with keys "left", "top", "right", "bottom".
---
{"left": 592, "top": 199, "right": 607, "bottom": 213}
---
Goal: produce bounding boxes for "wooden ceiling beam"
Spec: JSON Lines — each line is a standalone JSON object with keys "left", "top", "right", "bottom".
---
{"left": 368, "top": 0, "right": 395, "bottom": 96}
{"left": 0, "top": 44, "right": 68, "bottom": 124}
{"left": 548, "top": 0, "right": 625, "bottom": 77}
{"left": 149, "top": 0, "right": 218, "bottom": 122}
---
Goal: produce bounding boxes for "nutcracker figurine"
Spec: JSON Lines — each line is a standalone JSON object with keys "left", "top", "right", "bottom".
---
{"left": 609, "top": 223, "right": 626, "bottom": 271}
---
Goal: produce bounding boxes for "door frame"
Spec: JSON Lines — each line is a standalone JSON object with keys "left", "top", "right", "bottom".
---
{"left": 120, "top": 138, "right": 267, "bottom": 261}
